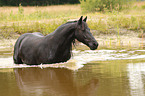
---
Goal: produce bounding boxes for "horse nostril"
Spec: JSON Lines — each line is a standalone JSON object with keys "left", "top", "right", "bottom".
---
{"left": 93, "top": 43, "right": 96, "bottom": 46}
{"left": 93, "top": 42, "right": 99, "bottom": 47}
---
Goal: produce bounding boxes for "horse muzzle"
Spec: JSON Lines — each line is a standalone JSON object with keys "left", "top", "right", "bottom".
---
{"left": 88, "top": 41, "right": 99, "bottom": 50}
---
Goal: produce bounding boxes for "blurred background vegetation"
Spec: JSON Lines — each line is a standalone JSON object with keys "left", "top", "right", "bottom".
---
{"left": 0, "top": 0, "right": 79, "bottom": 6}
{"left": 0, "top": 0, "right": 145, "bottom": 39}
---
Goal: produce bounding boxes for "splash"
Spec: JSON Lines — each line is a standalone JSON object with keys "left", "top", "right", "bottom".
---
{"left": 1, "top": 50, "right": 145, "bottom": 70}
{"left": 72, "top": 49, "right": 145, "bottom": 65}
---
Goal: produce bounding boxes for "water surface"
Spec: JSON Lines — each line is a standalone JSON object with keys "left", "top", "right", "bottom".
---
{"left": 0, "top": 48, "right": 145, "bottom": 96}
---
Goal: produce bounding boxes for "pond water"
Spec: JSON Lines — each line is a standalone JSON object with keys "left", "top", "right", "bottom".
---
{"left": 0, "top": 47, "right": 145, "bottom": 96}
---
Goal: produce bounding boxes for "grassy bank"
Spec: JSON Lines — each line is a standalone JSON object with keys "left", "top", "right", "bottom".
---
{"left": 0, "top": 2, "right": 145, "bottom": 39}
{"left": 0, "top": 4, "right": 81, "bottom": 38}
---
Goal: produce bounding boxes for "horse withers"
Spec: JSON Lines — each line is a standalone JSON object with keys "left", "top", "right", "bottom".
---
{"left": 13, "top": 16, "right": 99, "bottom": 65}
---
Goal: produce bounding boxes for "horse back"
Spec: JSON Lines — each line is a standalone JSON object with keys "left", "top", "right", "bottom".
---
{"left": 13, "top": 32, "right": 44, "bottom": 64}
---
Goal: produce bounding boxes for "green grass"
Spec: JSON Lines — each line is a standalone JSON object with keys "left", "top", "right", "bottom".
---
{"left": 0, "top": 4, "right": 81, "bottom": 22}
{"left": 1, "top": 2, "right": 145, "bottom": 39}
{"left": 0, "top": 19, "right": 66, "bottom": 39}
{"left": 87, "top": 13, "right": 145, "bottom": 34}
{"left": 0, "top": 5, "right": 82, "bottom": 38}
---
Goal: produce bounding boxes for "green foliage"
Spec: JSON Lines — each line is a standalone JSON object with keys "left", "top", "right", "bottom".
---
{"left": 0, "top": 5, "right": 80, "bottom": 38}
{"left": 0, "top": 25, "right": 12, "bottom": 38}
{"left": 12, "top": 20, "right": 66, "bottom": 35}
{"left": 80, "top": 0, "right": 97, "bottom": 13}
{"left": 80, "top": 0, "right": 134, "bottom": 13}
{"left": 0, "top": 19, "right": 66, "bottom": 38}
{"left": 88, "top": 18, "right": 108, "bottom": 34}
{"left": 0, "top": 5, "right": 81, "bottom": 22}
{"left": 18, "top": 4, "right": 24, "bottom": 14}
{"left": 141, "top": 5, "right": 145, "bottom": 9}
{"left": 86, "top": 14, "right": 145, "bottom": 34}
{"left": 1, "top": 3, "right": 145, "bottom": 39}
{"left": 2, "top": 13, "right": 145, "bottom": 38}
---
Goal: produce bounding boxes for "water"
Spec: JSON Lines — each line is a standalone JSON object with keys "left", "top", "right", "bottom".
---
{"left": 0, "top": 48, "right": 145, "bottom": 96}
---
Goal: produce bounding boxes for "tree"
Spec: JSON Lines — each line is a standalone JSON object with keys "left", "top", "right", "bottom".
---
{"left": 0, "top": 0, "right": 79, "bottom": 6}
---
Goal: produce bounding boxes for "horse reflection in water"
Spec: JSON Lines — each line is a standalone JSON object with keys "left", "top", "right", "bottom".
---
{"left": 14, "top": 68, "right": 98, "bottom": 96}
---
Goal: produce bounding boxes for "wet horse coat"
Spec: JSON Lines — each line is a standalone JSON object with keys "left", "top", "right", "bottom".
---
{"left": 13, "top": 16, "right": 98, "bottom": 65}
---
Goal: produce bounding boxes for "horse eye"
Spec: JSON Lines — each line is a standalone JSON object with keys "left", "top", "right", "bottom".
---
{"left": 86, "top": 28, "right": 90, "bottom": 31}
{"left": 83, "top": 34, "right": 87, "bottom": 39}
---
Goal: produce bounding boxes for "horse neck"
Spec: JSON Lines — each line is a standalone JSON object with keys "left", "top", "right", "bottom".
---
{"left": 52, "top": 23, "right": 76, "bottom": 46}
{"left": 43, "top": 23, "right": 76, "bottom": 54}
{"left": 46, "top": 23, "right": 76, "bottom": 59}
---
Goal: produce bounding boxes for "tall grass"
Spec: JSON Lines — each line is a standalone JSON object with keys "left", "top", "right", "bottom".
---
{"left": 0, "top": 4, "right": 81, "bottom": 38}
{"left": 0, "top": 19, "right": 67, "bottom": 39}
{"left": 80, "top": 0, "right": 136, "bottom": 13}
{"left": 0, "top": 4, "right": 81, "bottom": 22}
{"left": 1, "top": 2, "right": 145, "bottom": 39}
{"left": 87, "top": 13, "right": 145, "bottom": 34}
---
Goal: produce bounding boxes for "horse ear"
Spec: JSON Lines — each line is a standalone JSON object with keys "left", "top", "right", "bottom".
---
{"left": 78, "top": 16, "right": 83, "bottom": 25}
{"left": 83, "top": 16, "right": 87, "bottom": 22}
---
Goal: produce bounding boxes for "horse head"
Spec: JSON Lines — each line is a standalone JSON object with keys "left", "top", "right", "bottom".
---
{"left": 75, "top": 16, "right": 99, "bottom": 50}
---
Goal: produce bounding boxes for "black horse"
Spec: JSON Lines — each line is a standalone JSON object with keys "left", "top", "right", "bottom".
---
{"left": 13, "top": 16, "right": 98, "bottom": 65}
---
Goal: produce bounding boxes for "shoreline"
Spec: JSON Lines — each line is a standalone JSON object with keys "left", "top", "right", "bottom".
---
{"left": 0, "top": 31, "right": 145, "bottom": 51}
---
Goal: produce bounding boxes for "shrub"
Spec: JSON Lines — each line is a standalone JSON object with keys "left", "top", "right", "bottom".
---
{"left": 80, "top": 0, "right": 133, "bottom": 13}
{"left": 88, "top": 18, "right": 109, "bottom": 34}
{"left": 80, "top": 0, "right": 98, "bottom": 13}
{"left": 141, "top": 5, "right": 145, "bottom": 9}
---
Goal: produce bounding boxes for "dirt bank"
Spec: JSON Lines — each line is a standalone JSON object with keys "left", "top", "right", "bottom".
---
{"left": 96, "top": 32, "right": 145, "bottom": 49}
{"left": 0, "top": 30, "right": 145, "bottom": 51}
